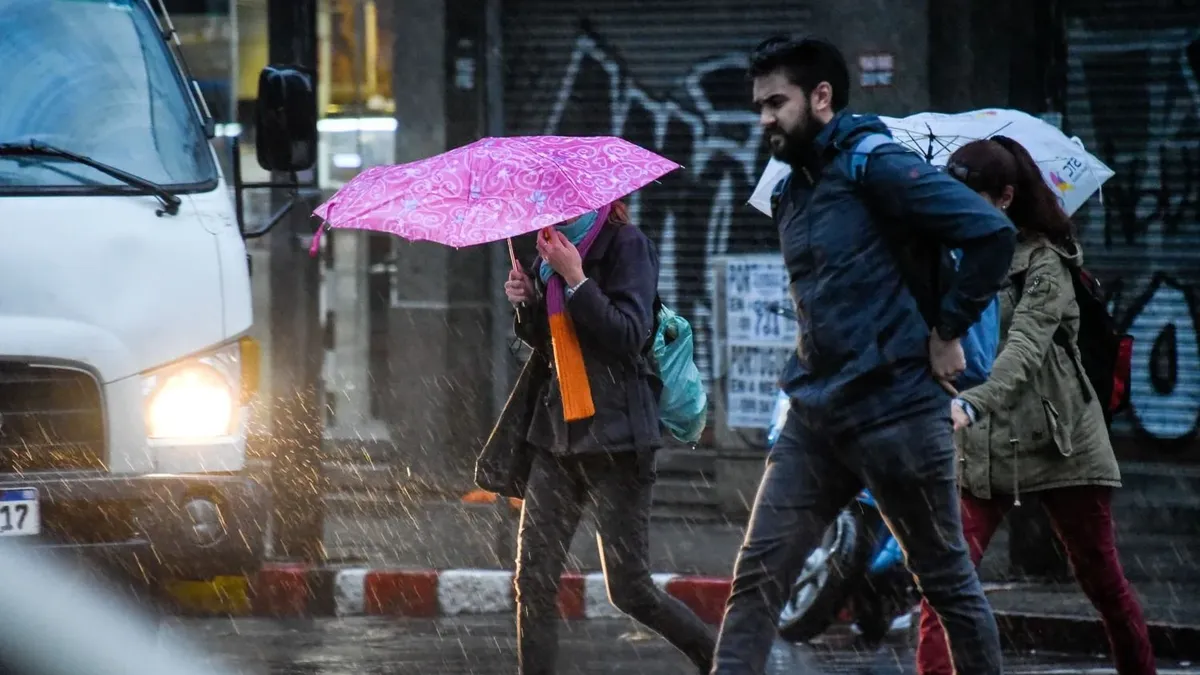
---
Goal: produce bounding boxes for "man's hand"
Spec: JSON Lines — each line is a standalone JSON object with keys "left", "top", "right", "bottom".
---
{"left": 929, "top": 332, "right": 966, "bottom": 382}
{"left": 504, "top": 267, "right": 535, "bottom": 307}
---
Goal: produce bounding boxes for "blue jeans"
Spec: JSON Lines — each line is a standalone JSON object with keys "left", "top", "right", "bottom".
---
{"left": 711, "top": 408, "right": 1002, "bottom": 675}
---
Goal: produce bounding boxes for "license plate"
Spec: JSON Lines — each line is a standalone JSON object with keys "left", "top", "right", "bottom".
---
{"left": 0, "top": 488, "right": 40, "bottom": 537}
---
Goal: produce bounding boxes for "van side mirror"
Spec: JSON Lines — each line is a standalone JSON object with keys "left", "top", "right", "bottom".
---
{"left": 255, "top": 64, "right": 317, "bottom": 173}
{"left": 231, "top": 64, "right": 320, "bottom": 240}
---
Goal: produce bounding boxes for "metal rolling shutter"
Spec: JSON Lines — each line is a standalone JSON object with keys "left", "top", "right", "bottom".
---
{"left": 501, "top": 0, "right": 809, "bottom": 412}
{"left": 1064, "top": 4, "right": 1200, "bottom": 456}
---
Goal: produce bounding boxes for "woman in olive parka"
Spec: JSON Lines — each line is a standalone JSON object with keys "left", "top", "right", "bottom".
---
{"left": 915, "top": 137, "right": 1156, "bottom": 675}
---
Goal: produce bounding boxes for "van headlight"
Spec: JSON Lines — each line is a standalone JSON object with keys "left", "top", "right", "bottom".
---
{"left": 142, "top": 338, "right": 259, "bottom": 441}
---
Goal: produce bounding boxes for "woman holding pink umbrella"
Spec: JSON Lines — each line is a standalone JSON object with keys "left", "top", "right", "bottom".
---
{"left": 498, "top": 201, "right": 716, "bottom": 675}
{"left": 311, "top": 134, "right": 703, "bottom": 672}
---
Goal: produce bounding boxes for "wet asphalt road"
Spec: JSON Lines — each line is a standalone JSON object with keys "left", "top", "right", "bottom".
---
{"left": 177, "top": 616, "right": 1199, "bottom": 675}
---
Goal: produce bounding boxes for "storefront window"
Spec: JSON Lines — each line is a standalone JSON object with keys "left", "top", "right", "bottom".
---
{"left": 327, "top": 0, "right": 395, "bottom": 115}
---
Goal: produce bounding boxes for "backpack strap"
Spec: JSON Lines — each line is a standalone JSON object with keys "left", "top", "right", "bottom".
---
{"left": 846, "top": 132, "right": 950, "bottom": 326}
{"left": 1010, "top": 264, "right": 1092, "bottom": 402}
{"left": 772, "top": 132, "right": 894, "bottom": 219}
{"left": 847, "top": 132, "right": 897, "bottom": 183}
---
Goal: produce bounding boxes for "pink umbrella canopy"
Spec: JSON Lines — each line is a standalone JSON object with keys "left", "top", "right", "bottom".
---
{"left": 311, "top": 135, "right": 680, "bottom": 248}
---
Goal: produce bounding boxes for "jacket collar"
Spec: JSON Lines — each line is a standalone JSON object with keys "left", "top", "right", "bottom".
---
{"left": 582, "top": 220, "right": 618, "bottom": 263}
{"left": 812, "top": 110, "right": 847, "bottom": 157}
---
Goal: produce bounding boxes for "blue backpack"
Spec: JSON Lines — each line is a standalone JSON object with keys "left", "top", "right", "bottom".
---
{"left": 648, "top": 297, "right": 707, "bottom": 445}
{"left": 951, "top": 251, "right": 1000, "bottom": 389}
{"left": 770, "top": 133, "right": 1001, "bottom": 390}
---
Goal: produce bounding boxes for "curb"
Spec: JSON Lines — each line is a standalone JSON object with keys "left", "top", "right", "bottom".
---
{"left": 166, "top": 567, "right": 1200, "bottom": 659}
{"left": 995, "top": 611, "right": 1200, "bottom": 661}
{"left": 165, "top": 565, "right": 733, "bottom": 623}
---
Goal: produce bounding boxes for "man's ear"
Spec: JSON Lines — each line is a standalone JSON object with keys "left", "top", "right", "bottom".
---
{"left": 810, "top": 81, "right": 834, "bottom": 114}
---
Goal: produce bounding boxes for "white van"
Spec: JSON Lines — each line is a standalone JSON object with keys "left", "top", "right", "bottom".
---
{"left": 0, "top": 0, "right": 317, "bottom": 584}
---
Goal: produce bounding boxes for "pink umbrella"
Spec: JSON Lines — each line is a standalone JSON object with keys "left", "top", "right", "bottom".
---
{"left": 310, "top": 135, "right": 680, "bottom": 261}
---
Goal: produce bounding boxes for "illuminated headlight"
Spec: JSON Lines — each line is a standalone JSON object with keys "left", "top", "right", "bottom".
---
{"left": 142, "top": 339, "right": 258, "bottom": 441}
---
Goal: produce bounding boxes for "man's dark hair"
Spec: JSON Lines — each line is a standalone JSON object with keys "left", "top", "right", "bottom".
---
{"left": 748, "top": 36, "right": 850, "bottom": 111}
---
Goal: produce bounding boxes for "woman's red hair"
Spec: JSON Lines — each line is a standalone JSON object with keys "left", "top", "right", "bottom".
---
{"left": 606, "top": 200, "right": 630, "bottom": 226}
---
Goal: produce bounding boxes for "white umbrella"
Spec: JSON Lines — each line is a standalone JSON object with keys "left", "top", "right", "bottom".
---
{"left": 748, "top": 108, "right": 1114, "bottom": 218}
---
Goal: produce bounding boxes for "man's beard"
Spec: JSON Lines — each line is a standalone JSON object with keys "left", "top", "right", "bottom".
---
{"left": 767, "top": 111, "right": 825, "bottom": 169}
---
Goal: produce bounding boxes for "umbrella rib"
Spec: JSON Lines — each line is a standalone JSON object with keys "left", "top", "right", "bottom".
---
{"left": 895, "top": 128, "right": 927, "bottom": 156}
{"left": 985, "top": 121, "right": 1016, "bottom": 139}
{"left": 876, "top": 114, "right": 1109, "bottom": 215}
{"left": 929, "top": 134, "right": 961, "bottom": 157}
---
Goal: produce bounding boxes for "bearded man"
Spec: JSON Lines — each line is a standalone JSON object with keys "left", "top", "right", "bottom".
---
{"left": 708, "top": 36, "right": 1016, "bottom": 675}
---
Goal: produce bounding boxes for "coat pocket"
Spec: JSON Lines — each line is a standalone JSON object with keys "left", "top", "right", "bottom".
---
{"left": 1041, "top": 398, "right": 1074, "bottom": 458}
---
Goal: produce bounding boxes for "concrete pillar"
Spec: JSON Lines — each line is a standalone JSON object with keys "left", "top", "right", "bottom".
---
{"left": 326, "top": 231, "right": 390, "bottom": 445}
{"left": 244, "top": 152, "right": 275, "bottom": 442}
{"left": 485, "top": 0, "right": 515, "bottom": 423}
{"left": 386, "top": 0, "right": 494, "bottom": 493}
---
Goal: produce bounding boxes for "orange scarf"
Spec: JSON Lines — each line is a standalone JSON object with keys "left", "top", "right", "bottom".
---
{"left": 540, "top": 204, "right": 612, "bottom": 421}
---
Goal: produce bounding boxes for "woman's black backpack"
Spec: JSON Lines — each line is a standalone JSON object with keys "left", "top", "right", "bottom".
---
{"left": 1014, "top": 262, "right": 1133, "bottom": 429}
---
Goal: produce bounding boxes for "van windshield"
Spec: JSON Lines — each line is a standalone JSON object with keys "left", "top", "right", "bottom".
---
{"left": 0, "top": 0, "right": 217, "bottom": 192}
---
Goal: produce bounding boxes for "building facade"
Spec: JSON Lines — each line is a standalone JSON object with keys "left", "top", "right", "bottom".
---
{"left": 492, "top": 0, "right": 1200, "bottom": 470}
{"left": 165, "top": 0, "right": 1200, "bottom": 496}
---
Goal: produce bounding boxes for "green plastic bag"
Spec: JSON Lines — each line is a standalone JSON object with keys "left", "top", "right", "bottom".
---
{"left": 651, "top": 304, "right": 707, "bottom": 444}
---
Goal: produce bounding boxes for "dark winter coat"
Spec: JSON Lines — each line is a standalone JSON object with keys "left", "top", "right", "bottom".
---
{"left": 772, "top": 111, "right": 1017, "bottom": 432}
{"left": 489, "top": 221, "right": 663, "bottom": 460}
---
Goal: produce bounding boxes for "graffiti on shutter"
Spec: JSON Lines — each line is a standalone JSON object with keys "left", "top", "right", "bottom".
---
{"left": 1067, "top": 23, "right": 1200, "bottom": 454}
{"left": 537, "top": 31, "right": 776, "bottom": 395}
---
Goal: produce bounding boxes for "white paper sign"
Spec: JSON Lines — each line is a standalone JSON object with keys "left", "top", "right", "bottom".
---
{"left": 725, "top": 345, "right": 793, "bottom": 430}
{"left": 722, "top": 255, "right": 796, "bottom": 430}
{"left": 724, "top": 256, "right": 796, "bottom": 346}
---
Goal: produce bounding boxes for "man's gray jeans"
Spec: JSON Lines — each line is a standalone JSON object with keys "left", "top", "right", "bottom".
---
{"left": 711, "top": 408, "right": 1003, "bottom": 675}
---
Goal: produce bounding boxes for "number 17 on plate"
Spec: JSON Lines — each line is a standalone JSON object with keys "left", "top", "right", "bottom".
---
{"left": 0, "top": 488, "right": 40, "bottom": 537}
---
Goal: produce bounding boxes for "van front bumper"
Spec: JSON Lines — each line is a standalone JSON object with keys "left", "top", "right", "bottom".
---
{"left": 0, "top": 472, "right": 268, "bottom": 583}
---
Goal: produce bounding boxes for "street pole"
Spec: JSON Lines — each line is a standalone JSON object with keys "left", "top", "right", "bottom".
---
{"left": 266, "top": 0, "right": 325, "bottom": 563}
{"left": 482, "top": 0, "right": 515, "bottom": 566}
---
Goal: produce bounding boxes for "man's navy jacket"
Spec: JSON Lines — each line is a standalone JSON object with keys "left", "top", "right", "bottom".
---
{"left": 773, "top": 111, "right": 1016, "bottom": 432}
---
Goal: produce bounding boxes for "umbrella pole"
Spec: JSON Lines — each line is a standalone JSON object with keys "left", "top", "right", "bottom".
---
{"left": 508, "top": 238, "right": 527, "bottom": 325}
{"left": 507, "top": 237, "right": 520, "bottom": 272}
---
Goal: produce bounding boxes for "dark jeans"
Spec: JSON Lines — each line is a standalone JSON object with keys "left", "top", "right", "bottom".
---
{"left": 918, "top": 486, "right": 1156, "bottom": 675}
{"left": 515, "top": 450, "right": 716, "bottom": 674}
{"left": 711, "top": 408, "right": 1002, "bottom": 675}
